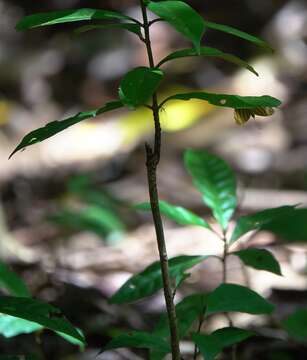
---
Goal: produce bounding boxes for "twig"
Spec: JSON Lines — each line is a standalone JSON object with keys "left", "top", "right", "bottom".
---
{"left": 139, "top": 1, "right": 181, "bottom": 359}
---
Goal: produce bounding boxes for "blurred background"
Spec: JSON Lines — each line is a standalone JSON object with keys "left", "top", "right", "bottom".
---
{"left": 1, "top": 0, "right": 307, "bottom": 358}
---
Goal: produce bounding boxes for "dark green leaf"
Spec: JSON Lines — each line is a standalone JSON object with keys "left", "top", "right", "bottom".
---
{"left": 192, "top": 333, "right": 221, "bottom": 360}
{"left": 282, "top": 309, "right": 307, "bottom": 342}
{"left": 0, "top": 315, "right": 42, "bottom": 337}
{"left": 158, "top": 46, "right": 258, "bottom": 76}
{"left": 119, "top": 67, "right": 164, "bottom": 108}
{"left": 232, "top": 248, "right": 282, "bottom": 275}
{"left": 0, "top": 261, "right": 30, "bottom": 297}
{"left": 211, "top": 327, "right": 255, "bottom": 347}
{"left": 260, "top": 208, "right": 307, "bottom": 242}
{"left": 75, "top": 23, "right": 142, "bottom": 36}
{"left": 16, "top": 8, "right": 133, "bottom": 31}
{"left": 184, "top": 149, "right": 237, "bottom": 230}
{"left": 192, "top": 327, "right": 254, "bottom": 360}
{"left": 230, "top": 205, "right": 297, "bottom": 244}
{"left": 135, "top": 200, "right": 211, "bottom": 229}
{"left": 204, "top": 20, "right": 273, "bottom": 52}
{"left": 147, "top": 1, "right": 205, "bottom": 52}
{"left": 154, "top": 293, "right": 207, "bottom": 339}
{"left": 9, "top": 100, "right": 123, "bottom": 158}
{"left": 207, "top": 283, "right": 274, "bottom": 315}
{"left": 102, "top": 331, "right": 170, "bottom": 353}
{"left": 110, "top": 255, "right": 210, "bottom": 304}
{"left": 161, "top": 92, "right": 282, "bottom": 110}
{"left": 0, "top": 296, "right": 85, "bottom": 344}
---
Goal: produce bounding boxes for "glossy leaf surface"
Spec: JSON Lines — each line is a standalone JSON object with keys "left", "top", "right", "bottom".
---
{"left": 158, "top": 46, "right": 258, "bottom": 76}
{"left": 204, "top": 20, "right": 273, "bottom": 51}
{"left": 184, "top": 150, "right": 237, "bottom": 230}
{"left": 147, "top": 1, "right": 205, "bottom": 52}
{"left": 161, "top": 92, "right": 281, "bottom": 110}
{"left": 0, "top": 315, "right": 42, "bottom": 337}
{"left": 207, "top": 283, "right": 274, "bottom": 315}
{"left": 0, "top": 261, "right": 30, "bottom": 297}
{"left": 110, "top": 255, "right": 209, "bottom": 304}
{"left": 230, "top": 205, "right": 297, "bottom": 244}
{"left": 119, "top": 67, "right": 164, "bottom": 108}
{"left": 135, "top": 200, "right": 211, "bottom": 228}
{"left": 16, "top": 8, "right": 133, "bottom": 31}
{"left": 0, "top": 296, "right": 85, "bottom": 344}
{"left": 10, "top": 101, "right": 123, "bottom": 158}
{"left": 232, "top": 248, "right": 282, "bottom": 275}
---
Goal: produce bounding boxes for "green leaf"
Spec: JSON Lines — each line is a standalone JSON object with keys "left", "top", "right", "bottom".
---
{"left": 0, "top": 315, "right": 42, "bottom": 337}
{"left": 161, "top": 92, "right": 282, "bottom": 110}
{"left": 119, "top": 67, "right": 164, "bottom": 109}
{"left": 184, "top": 149, "right": 237, "bottom": 230}
{"left": 192, "top": 327, "right": 254, "bottom": 360}
{"left": 110, "top": 255, "right": 210, "bottom": 304}
{"left": 211, "top": 327, "right": 255, "bottom": 348}
{"left": 230, "top": 205, "right": 297, "bottom": 244}
{"left": 101, "top": 331, "right": 170, "bottom": 354}
{"left": 16, "top": 8, "right": 134, "bottom": 31}
{"left": 75, "top": 23, "right": 142, "bottom": 36}
{"left": 147, "top": 1, "right": 205, "bottom": 53}
{"left": 232, "top": 248, "right": 282, "bottom": 275}
{"left": 0, "top": 296, "right": 85, "bottom": 345}
{"left": 135, "top": 200, "right": 211, "bottom": 229}
{"left": 282, "top": 309, "right": 307, "bottom": 342}
{"left": 157, "top": 46, "right": 258, "bottom": 76}
{"left": 50, "top": 205, "right": 125, "bottom": 237}
{"left": 9, "top": 100, "right": 123, "bottom": 158}
{"left": 207, "top": 283, "right": 274, "bottom": 315}
{"left": 0, "top": 314, "right": 84, "bottom": 348}
{"left": 154, "top": 293, "right": 207, "bottom": 339}
{"left": 260, "top": 208, "right": 307, "bottom": 242}
{"left": 204, "top": 20, "right": 273, "bottom": 52}
{"left": 0, "top": 261, "right": 30, "bottom": 297}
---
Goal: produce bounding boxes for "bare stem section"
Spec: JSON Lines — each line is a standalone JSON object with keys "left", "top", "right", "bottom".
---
{"left": 139, "top": 1, "right": 181, "bottom": 359}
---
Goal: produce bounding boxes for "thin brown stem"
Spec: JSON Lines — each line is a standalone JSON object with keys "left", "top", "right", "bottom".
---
{"left": 139, "top": 1, "right": 181, "bottom": 359}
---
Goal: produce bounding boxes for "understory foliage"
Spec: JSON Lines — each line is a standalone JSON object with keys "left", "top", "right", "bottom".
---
{"left": 1, "top": 1, "right": 307, "bottom": 359}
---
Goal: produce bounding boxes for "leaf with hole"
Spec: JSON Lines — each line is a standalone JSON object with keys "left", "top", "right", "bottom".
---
{"left": 16, "top": 8, "right": 134, "bottom": 31}
{"left": 119, "top": 67, "right": 164, "bottom": 108}
{"left": 192, "top": 327, "right": 254, "bottom": 360}
{"left": 161, "top": 92, "right": 281, "bottom": 110}
{"left": 135, "top": 200, "right": 211, "bottom": 229}
{"left": 147, "top": 1, "right": 205, "bottom": 53}
{"left": 75, "top": 23, "right": 142, "bottom": 36}
{"left": 204, "top": 20, "right": 273, "bottom": 51}
{"left": 0, "top": 296, "right": 85, "bottom": 345}
{"left": 207, "top": 283, "right": 274, "bottom": 315}
{"left": 0, "top": 261, "right": 30, "bottom": 297}
{"left": 9, "top": 100, "right": 123, "bottom": 158}
{"left": 232, "top": 248, "right": 282, "bottom": 275}
{"left": 158, "top": 46, "right": 258, "bottom": 76}
{"left": 184, "top": 149, "right": 237, "bottom": 230}
{"left": 110, "top": 255, "right": 210, "bottom": 304}
{"left": 101, "top": 331, "right": 170, "bottom": 354}
{"left": 229, "top": 205, "right": 297, "bottom": 244}
{"left": 282, "top": 309, "right": 307, "bottom": 342}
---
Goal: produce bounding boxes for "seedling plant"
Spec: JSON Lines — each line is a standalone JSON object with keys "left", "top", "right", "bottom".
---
{"left": 1, "top": 1, "right": 307, "bottom": 359}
